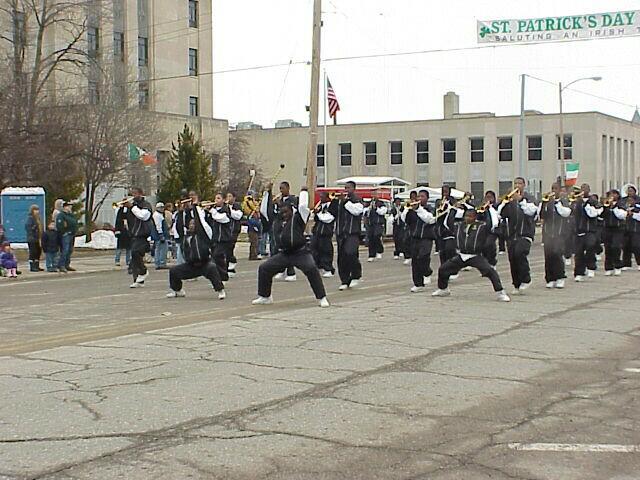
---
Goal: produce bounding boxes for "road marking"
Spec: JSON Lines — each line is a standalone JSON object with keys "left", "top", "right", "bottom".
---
{"left": 508, "top": 443, "right": 640, "bottom": 453}
{"left": 624, "top": 368, "right": 640, "bottom": 373}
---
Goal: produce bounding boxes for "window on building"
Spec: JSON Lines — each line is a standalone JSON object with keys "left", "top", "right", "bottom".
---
{"left": 498, "top": 136, "right": 513, "bottom": 161}
{"left": 416, "top": 182, "right": 429, "bottom": 187}
{"left": 189, "top": 0, "right": 199, "bottom": 28}
{"left": 498, "top": 181, "right": 513, "bottom": 196}
{"left": 470, "top": 137, "right": 484, "bottom": 162}
{"left": 364, "top": 142, "right": 377, "bottom": 166}
{"left": 188, "top": 48, "right": 198, "bottom": 76}
{"left": 390, "top": 141, "right": 403, "bottom": 165}
{"left": 416, "top": 140, "right": 429, "bottom": 164}
{"left": 88, "top": 81, "right": 100, "bottom": 105}
{"left": 189, "top": 96, "right": 199, "bottom": 116}
{"left": 470, "top": 181, "right": 484, "bottom": 201}
{"left": 138, "top": 83, "right": 149, "bottom": 109}
{"left": 443, "top": 181, "right": 456, "bottom": 189}
{"left": 113, "top": 32, "right": 125, "bottom": 61}
{"left": 339, "top": 143, "right": 352, "bottom": 166}
{"left": 528, "top": 135, "right": 542, "bottom": 161}
{"left": 316, "top": 144, "right": 325, "bottom": 167}
{"left": 557, "top": 134, "right": 573, "bottom": 160}
{"left": 138, "top": 36, "right": 148, "bottom": 66}
{"left": 443, "top": 139, "right": 456, "bottom": 163}
{"left": 88, "top": 27, "right": 99, "bottom": 56}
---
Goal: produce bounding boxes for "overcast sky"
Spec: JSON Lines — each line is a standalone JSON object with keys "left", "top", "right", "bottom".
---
{"left": 212, "top": 0, "right": 640, "bottom": 127}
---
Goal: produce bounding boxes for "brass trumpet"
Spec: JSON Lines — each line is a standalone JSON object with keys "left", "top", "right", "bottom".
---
{"left": 568, "top": 191, "right": 586, "bottom": 203}
{"left": 602, "top": 196, "right": 615, "bottom": 208}
{"left": 113, "top": 197, "right": 134, "bottom": 208}
{"left": 476, "top": 201, "right": 492, "bottom": 214}
{"left": 500, "top": 188, "right": 520, "bottom": 204}
{"left": 541, "top": 192, "right": 556, "bottom": 203}
{"left": 200, "top": 200, "right": 215, "bottom": 208}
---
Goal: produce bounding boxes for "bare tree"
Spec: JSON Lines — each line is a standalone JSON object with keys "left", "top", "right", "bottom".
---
{"left": 223, "top": 132, "right": 265, "bottom": 197}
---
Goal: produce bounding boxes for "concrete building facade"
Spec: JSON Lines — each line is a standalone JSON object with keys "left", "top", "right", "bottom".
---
{"left": 233, "top": 92, "right": 640, "bottom": 199}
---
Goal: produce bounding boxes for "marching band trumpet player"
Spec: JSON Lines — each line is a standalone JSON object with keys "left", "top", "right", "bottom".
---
{"left": 311, "top": 191, "right": 336, "bottom": 277}
{"left": 571, "top": 183, "right": 602, "bottom": 282}
{"left": 538, "top": 183, "right": 572, "bottom": 289}
{"left": 364, "top": 192, "right": 387, "bottom": 262}
{"left": 622, "top": 184, "right": 640, "bottom": 270}
{"left": 601, "top": 189, "right": 627, "bottom": 276}
{"left": 331, "top": 181, "right": 364, "bottom": 290}
{"left": 127, "top": 187, "right": 153, "bottom": 289}
{"left": 205, "top": 193, "right": 234, "bottom": 282}
{"left": 261, "top": 181, "right": 298, "bottom": 282}
{"left": 402, "top": 189, "right": 436, "bottom": 293}
{"left": 476, "top": 190, "right": 500, "bottom": 267}
{"left": 390, "top": 197, "right": 406, "bottom": 260}
{"left": 225, "top": 192, "right": 243, "bottom": 278}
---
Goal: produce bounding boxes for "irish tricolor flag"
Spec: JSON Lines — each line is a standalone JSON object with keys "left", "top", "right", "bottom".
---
{"left": 128, "top": 143, "right": 157, "bottom": 166}
{"left": 565, "top": 162, "right": 580, "bottom": 187}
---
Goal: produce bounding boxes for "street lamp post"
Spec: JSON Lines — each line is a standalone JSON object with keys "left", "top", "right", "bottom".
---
{"left": 558, "top": 76, "right": 602, "bottom": 184}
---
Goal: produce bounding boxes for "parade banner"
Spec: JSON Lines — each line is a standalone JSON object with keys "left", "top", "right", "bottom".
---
{"left": 477, "top": 11, "right": 640, "bottom": 44}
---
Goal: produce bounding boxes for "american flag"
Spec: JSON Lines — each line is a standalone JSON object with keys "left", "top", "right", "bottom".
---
{"left": 327, "top": 78, "right": 340, "bottom": 119}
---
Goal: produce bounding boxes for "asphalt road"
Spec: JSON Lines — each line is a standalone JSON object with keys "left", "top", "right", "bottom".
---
{"left": 1, "top": 245, "right": 639, "bottom": 480}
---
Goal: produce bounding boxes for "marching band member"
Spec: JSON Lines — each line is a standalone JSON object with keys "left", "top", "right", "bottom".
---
{"left": 330, "top": 180, "right": 364, "bottom": 290}
{"left": 601, "top": 189, "right": 627, "bottom": 276}
{"left": 403, "top": 190, "right": 418, "bottom": 265}
{"left": 365, "top": 192, "right": 387, "bottom": 262}
{"left": 206, "top": 193, "right": 233, "bottom": 282}
{"left": 390, "top": 197, "right": 405, "bottom": 259}
{"left": 225, "top": 192, "right": 243, "bottom": 278}
{"left": 173, "top": 190, "right": 198, "bottom": 265}
{"left": 127, "top": 187, "right": 153, "bottom": 288}
{"left": 571, "top": 183, "right": 603, "bottom": 282}
{"left": 622, "top": 184, "right": 640, "bottom": 270}
{"left": 261, "top": 182, "right": 298, "bottom": 282}
{"left": 497, "top": 177, "right": 537, "bottom": 294}
{"left": 402, "top": 189, "right": 436, "bottom": 292}
{"left": 432, "top": 206, "right": 510, "bottom": 302}
{"left": 166, "top": 207, "right": 226, "bottom": 300}
{"left": 253, "top": 188, "right": 330, "bottom": 307}
{"left": 434, "top": 185, "right": 457, "bottom": 274}
{"left": 477, "top": 190, "right": 500, "bottom": 267}
{"left": 311, "top": 192, "right": 336, "bottom": 277}
{"left": 538, "top": 183, "right": 572, "bottom": 288}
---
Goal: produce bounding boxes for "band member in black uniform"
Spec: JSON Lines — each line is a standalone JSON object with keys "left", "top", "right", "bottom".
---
{"left": 365, "top": 192, "right": 387, "bottom": 262}
{"left": 114, "top": 201, "right": 132, "bottom": 273}
{"left": 538, "top": 183, "right": 571, "bottom": 289}
{"left": 560, "top": 185, "right": 575, "bottom": 267}
{"left": 477, "top": 190, "right": 500, "bottom": 267}
{"left": 601, "top": 189, "right": 627, "bottom": 276}
{"left": 497, "top": 177, "right": 538, "bottom": 294}
{"left": 432, "top": 207, "right": 510, "bottom": 302}
{"left": 126, "top": 187, "right": 153, "bottom": 288}
{"left": 206, "top": 193, "right": 233, "bottom": 282}
{"left": 402, "top": 189, "right": 436, "bottom": 292}
{"left": 253, "top": 188, "right": 329, "bottom": 307}
{"left": 403, "top": 191, "right": 418, "bottom": 265}
{"left": 622, "top": 184, "right": 640, "bottom": 270}
{"left": 166, "top": 208, "right": 226, "bottom": 300}
{"left": 330, "top": 180, "right": 364, "bottom": 290}
{"left": 261, "top": 181, "right": 298, "bottom": 282}
{"left": 435, "top": 185, "right": 457, "bottom": 275}
{"left": 225, "top": 192, "right": 243, "bottom": 278}
{"left": 390, "top": 197, "right": 405, "bottom": 259}
{"left": 571, "top": 183, "right": 603, "bottom": 282}
{"left": 311, "top": 191, "right": 335, "bottom": 278}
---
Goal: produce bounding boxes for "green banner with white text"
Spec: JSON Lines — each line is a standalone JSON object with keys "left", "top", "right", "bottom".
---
{"left": 477, "top": 10, "right": 640, "bottom": 44}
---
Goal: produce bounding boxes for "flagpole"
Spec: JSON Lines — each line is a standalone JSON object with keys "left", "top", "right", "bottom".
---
{"left": 323, "top": 68, "right": 328, "bottom": 187}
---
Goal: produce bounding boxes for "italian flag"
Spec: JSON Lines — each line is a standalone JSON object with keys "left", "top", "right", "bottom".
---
{"left": 128, "top": 143, "right": 157, "bottom": 166}
{"left": 565, "top": 162, "right": 579, "bottom": 187}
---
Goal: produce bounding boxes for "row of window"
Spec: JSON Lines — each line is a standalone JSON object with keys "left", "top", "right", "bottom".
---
{"left": 316, "top": 135, "right": 573, "bottom": 167}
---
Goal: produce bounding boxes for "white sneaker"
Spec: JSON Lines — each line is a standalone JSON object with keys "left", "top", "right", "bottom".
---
{"left": 367, "top": 257, "right": 375, "bottom": 263}
{"left": 587, "top": 269, "right": 595, "bottom": 278}
{"left": 274, "top": 272, "right": 286, "bottom": 281}
{"left": 376, "top": 253, "right": 382, "bottom": 259}
{"left": 605, "top": 270, "right": 613, "bottom": 277}
{"left": 613, "top": 269, "right": 622, "bottom": 276}
{"left": 545, "top": 281, "right": 556, "bottom": 288}
{"left": 319, "top": 297, "right": 330, "bottom": 308}
{"left": 574, "top": 275, "right": 585, "bottom": 282}
{"left": 519, "top": 282, "right": 531, "bottom": 293}
{"left": 350, "top": 279, "right": 360, "bottom": 288}
{"left": 498, "top": 251, "right": 505, "bottom": 255}
{"left": 424, "top": 276, "right": 432, "bottom": 285}
{"left": 285, "top": 274, "right": 297, "bottom": 282}
{"left": 450, "top": 274, "right": 459, "bottom": 281}
{"left": 166, "top": 289, "right": 186, "bottom": 298}
{"left": 322, "top": 271, "right": 334, "bottom": 278}
{"left": 431, "top": 288, "right": 451, "bottom": 297}
{"left": 252, "top": 296, "right": 273, "bottom": 305}
{"left": 227, "top": 271, "right": 236, "bottom": 278}
{"left": 622, "top": 266, "right": 631, "bottom": 271}
{"left": 565, "top": 258, "right": 572, "bottom": 266}
{"left": 555, "top": 279, "right": 565, "bottom": 289}
{"left": 136, "top": 272, "right": 148, "bottom": 284}
{"left": 403, "top": 259, "right": 411, "bottom": 266}
{"left": 228, "top": 262, "right": 237, "bottom": 270}
{"left": 339, "top": 284, "right": 349, "bottom": 291}
{"left": 496, "top": 290, "right": 511, "bottom": 302}
{"left": 596, "top": 254, "right": 602, "bottom": 261}
{"left": 393, "top": 255, "right": 400, "bottom": 260}
{"left": 257, "top": 254, "right": 263, "bottom": 260}
{"left": 410, "top": 286, "right": 425, "bottom": 293}
{"left": 218, "top": 290, "right": 226, "bottom": 300}
{"left": 637, "top": 266, "right": 640, "bottom": 271}
{"left": 129, "top": 281, "right": 144, "bottom": 288}
{"left": 400, "top": 253, "right": 405, "bottom": 258}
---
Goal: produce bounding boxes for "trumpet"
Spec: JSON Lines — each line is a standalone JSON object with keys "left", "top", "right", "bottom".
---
{"left": 328, "top": 191, "right": 346, "bottom": 201}
{"left": 452, "top": 193, "right": 473, "bottom": 209}
{"left": 541, "top": 192, "right": 556, "bottom": 203}
{"left": 200, "top": 200, "right": 215, "bottom": 208}
{"left": 113, "top": 197, "right": 134, "bottom": 208}
{"left": 602, "top": 196, "right": 615, "bottom": 208}
{"left": 568, "top": 191, "right": 586, "bottom": 203}
{"left": 435, "top": 198, "right": 451, "bottom": 217}
{"left": 500, "top": 188, "right": 520, "bottom": 204}
{"left": 476, "top": 200, "right": 492, "bottom": 214}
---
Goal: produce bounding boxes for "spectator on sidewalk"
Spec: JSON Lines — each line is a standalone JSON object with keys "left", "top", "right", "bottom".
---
{"left": 247, "top": 210, "right": 261, "bottom": 260}
{"left": 114, "top": 200, "right": 132, "bottom": 271}
{"left": 56, "top": 202, "right": 78, "bottom": 273}
{"left": 0, "top": 242, "right": 18, "bottom": 278}
{"left": 26, "top": 205, "right": 44, "bottom": 272}
{"left": 164, "top": 202, "right": 176, "bottom": 260}
{"left": 152, "top": 202, "right": 169, "bottom": 270}
{"left": 0, "top": 224, "right": 7, "bottom": 244}
{"left": 42, "top": 222, "right": 60, "bottom": 273}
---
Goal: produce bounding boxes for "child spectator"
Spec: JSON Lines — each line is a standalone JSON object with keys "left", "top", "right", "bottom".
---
{"left": 0, "top": 242, "right": 18, "bottom": 278}
{"left": 42, "top": 222, "right": 60, "bottom": 272}
{"left": 0, "top": 224, "right": 7, "bottom": 244}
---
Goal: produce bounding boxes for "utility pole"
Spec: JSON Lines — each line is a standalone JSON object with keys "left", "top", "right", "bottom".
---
{"left": 558, "top": 81, "right": 565, "bottom": 184}
{"left": 518, "top": 74, "right": 526, "bottom": 181}
{"left": 305, "top": 0, "right": 322, "bottom": 199}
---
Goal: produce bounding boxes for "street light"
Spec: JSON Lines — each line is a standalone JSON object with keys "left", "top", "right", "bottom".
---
{"left": 558, "top": 76, "right": 603, "bottom": 183}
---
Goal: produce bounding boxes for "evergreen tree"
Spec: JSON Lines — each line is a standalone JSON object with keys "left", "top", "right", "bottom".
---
{"left": 158, "top": 125, "right": 217, "bottom": 203}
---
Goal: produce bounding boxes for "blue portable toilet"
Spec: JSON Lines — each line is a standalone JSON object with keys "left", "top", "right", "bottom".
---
{"left": 1, "top": 187, "right": 46, "bottom": 243}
